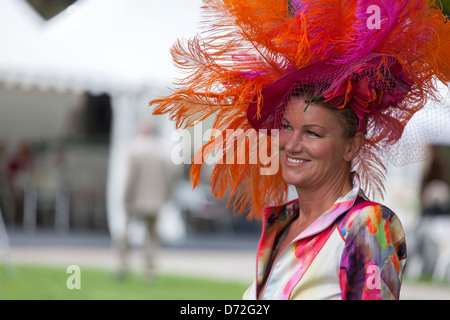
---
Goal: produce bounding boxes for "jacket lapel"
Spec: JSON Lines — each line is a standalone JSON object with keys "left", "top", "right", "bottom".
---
{"left": 256, "top": 199, "right": 298, "bottom": 294}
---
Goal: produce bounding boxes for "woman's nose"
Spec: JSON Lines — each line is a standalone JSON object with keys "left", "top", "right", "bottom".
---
{"left": 284, "top": 131, "right": 303, "bottom": 153}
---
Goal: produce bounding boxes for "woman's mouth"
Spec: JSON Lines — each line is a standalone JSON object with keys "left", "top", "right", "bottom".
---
{"left": 286, "top": 156, "right": 311, "bottom": 165}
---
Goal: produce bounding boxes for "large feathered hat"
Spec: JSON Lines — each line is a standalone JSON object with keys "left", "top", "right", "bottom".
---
{"left": 151, "top": 0, "right": 450, "bottom": 219}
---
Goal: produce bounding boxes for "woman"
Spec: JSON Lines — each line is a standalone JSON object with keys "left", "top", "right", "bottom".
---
{"left": 243, "top": 93, "right": 406, "bottom": 299}
{"left": 151, "top": 0, "right": 450, "bottom": 300}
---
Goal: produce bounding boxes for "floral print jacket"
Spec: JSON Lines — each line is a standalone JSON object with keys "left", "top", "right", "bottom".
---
{"left": 243, "top": 174, "right": 407, "bottom": 300}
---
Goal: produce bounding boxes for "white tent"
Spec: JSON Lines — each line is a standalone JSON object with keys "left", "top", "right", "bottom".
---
{"left": 0, "top": 0, "right": 202, "bottom": 241}
{"left": 0, "top": 0, "right": 44, "bottom": 88}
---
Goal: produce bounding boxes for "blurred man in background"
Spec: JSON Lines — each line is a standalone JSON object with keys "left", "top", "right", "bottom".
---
{"left": 119, "top": 120, "right": 180, "bottom": 282}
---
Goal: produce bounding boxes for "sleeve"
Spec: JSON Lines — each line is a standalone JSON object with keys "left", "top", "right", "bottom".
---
{"left": 339, "top": 204, "right": 407, "bottom": 300}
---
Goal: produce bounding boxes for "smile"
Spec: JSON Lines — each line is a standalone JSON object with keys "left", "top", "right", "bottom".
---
{"left": 286, "top": 157, "right": 310, "bottom": 164}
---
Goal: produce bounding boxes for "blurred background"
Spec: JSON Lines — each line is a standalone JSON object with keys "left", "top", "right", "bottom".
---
{"left": 1, "top": 0, "right": 450, "bottom": 300}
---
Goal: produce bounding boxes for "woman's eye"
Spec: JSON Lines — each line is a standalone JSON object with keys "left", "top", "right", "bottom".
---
{"left": 306, "top": 130, "right": 321, "bottom": 137}
{"left": 281, "top": 123, "right": 292, "bottom": 130}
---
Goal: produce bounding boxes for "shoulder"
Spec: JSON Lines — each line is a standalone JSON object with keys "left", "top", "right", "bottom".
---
{"left": 347, "top": 201, "right": 398, "bottom": 226}
{"left": 338, "top": 200, "right": 406, "bottom": 250}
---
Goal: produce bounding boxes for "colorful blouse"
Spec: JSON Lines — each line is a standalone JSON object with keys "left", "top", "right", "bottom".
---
{"left": 243, "top": 173, "right": 407, "bottom": 300}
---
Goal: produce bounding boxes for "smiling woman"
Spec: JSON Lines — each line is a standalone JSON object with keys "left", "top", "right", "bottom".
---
{"left": 246, "top": 92, "right": 404, "bottom": 300}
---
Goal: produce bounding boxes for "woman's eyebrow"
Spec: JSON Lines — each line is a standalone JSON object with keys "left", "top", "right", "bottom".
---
{"left": 282, "top": 117, "right": 325, "bottom": 129}
{"left": 303, "top": 124, "right": 325, "bottom": 130}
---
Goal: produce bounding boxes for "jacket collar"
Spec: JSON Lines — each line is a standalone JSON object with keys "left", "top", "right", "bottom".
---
{"left": 261, "top": 172, "right": 363, "bottom": 241}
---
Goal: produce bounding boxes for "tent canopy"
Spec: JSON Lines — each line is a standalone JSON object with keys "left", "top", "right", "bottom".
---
{"left": 0, "top": 0, "right": 201, "bottom": 94}
{"left": 0, "top": 0, "right": 44, "bottom": 89}
{"left": 0, "top": 0, "right": 43, "bottom": 40}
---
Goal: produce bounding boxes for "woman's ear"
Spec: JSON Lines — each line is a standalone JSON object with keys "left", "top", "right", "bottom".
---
{"left": 344, "top": 132, "right": 364, "bottom": 162}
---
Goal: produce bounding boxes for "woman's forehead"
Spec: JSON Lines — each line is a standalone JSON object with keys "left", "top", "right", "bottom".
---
{"left": 283, "top": 97, "right": 338, "bottom": 125}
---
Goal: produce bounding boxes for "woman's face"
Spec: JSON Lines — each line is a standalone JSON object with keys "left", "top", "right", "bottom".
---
{"left": 279, "top": 97, "right": 359, "bottom": 190}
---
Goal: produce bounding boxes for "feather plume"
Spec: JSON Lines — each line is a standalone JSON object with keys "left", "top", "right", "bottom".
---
{"left": 291, "top": 0, "right": 356, "bottom": 61}
{"left": 353, "top": 142, "right": 387, "bottom": 200}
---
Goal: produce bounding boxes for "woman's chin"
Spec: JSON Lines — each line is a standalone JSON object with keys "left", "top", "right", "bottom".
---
{"left": 281, "top": 173, "right": 305, "bottom": 188}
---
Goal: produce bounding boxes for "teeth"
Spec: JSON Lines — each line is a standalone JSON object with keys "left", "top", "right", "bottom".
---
{"left": 288, "top": 157, "right": 308, "bottom": 163}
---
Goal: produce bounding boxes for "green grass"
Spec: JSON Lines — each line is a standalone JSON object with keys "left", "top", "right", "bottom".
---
{"left": 0, "top": 264, "right": 248, "bottom": 300}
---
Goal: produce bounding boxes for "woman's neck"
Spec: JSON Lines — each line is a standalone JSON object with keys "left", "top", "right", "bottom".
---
{"left": 294, "top": 171, "right": 353, "bottom": 224}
